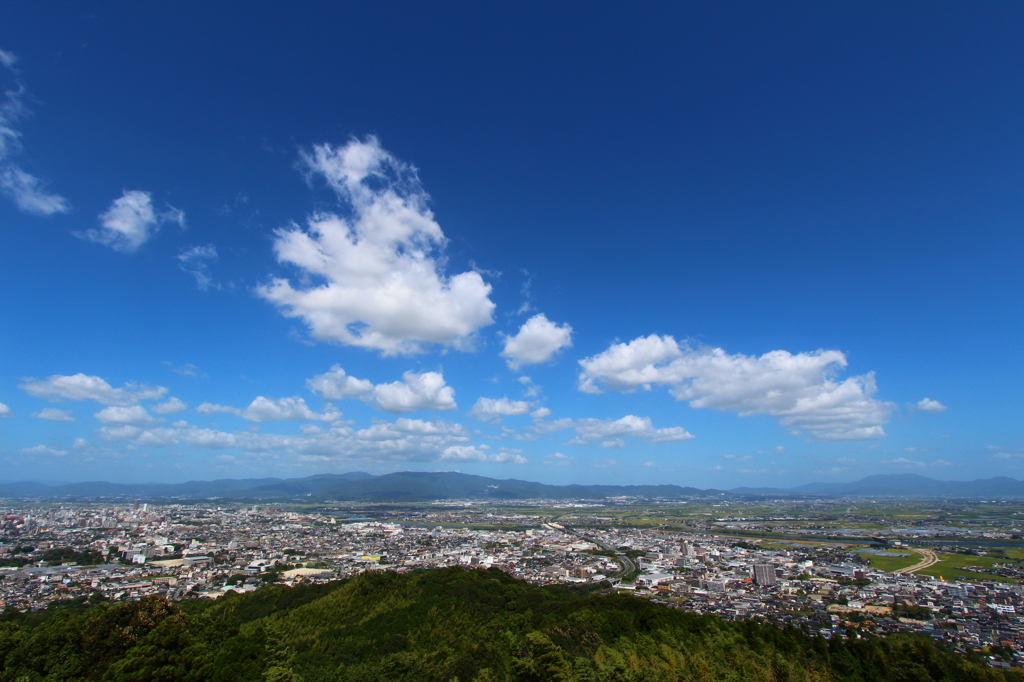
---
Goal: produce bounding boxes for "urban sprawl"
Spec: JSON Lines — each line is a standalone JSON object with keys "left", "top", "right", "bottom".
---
{"left": 3, "top": 499, "right": 1024, "bottom": 669}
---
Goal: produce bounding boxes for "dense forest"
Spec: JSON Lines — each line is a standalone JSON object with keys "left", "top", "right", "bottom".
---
{"left": 0, "top": 567, "right": 1019, "bottom": 681}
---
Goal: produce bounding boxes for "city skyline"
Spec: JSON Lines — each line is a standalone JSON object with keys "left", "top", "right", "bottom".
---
{"left": 1, "top": 3, "right": 1022, "bottom": 486}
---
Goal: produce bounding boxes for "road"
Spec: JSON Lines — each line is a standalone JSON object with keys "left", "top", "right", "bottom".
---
{"left": 541, "top": 515, "right": 638, "bottom": 579}
{"left": 894, "top": 547, "right": 939, "bottom": 574}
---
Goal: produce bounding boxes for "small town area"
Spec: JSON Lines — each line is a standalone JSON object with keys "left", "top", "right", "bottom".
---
{"left": 3, "top": 499, "right": 1024, "bottom": 669}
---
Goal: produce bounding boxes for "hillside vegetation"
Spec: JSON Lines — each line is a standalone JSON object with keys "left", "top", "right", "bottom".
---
{"left": 0, "top": 567, "right": 1018, "bottom": 681}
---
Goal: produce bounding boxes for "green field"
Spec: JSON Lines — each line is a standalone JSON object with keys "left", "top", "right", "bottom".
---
{"left": 916, "top": 552, "right": 1014, "bottom": 583}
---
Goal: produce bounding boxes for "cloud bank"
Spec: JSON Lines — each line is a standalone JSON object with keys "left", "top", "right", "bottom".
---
{"left": 579, "top": 335, "right": 892, "bottom": 441}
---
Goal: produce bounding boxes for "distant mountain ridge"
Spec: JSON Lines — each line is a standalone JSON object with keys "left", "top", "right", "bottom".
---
{"left": 731, "top": 474, "right": 1024, "bottom": 498}
{"left": 0, "top": 471, "right": 1022, "bottom": 501}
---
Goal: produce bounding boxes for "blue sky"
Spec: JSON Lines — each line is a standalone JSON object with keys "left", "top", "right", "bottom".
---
{"left": 1, "top": 2, "right": 1022, "bottom": 486}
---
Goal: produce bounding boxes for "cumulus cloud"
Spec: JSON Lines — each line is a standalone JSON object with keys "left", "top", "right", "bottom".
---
{"left": 356, "top": 418, "right": 468, "bottom": 441}
{"left": 915, "top": 398, "right": 947, "bottom": 413}
{"left": 469, "top": 397, "right": 532, "bottom": 422}
{"left": 441, "top": 444, "right": 527, "bottom": 464}
{"left": 500, "top": 314, "right": 572, "bottom": 370}
{"left": 579, "top": 335, "right": 892, "bottom": 441}
{"left": 151, "top": 397, "right": 188, "bottom": 415}
{"left": 78, "top": 190, "right": 185, "bottom": 253}
{"left": 306, "top": 365, "right": 456, "bottom": 413}
{"left": 531, "top": 407, "right": 552, "bottom": 419}
{"left": 0, "top": 52, "right": 69, "bottom": 215}
{"left": 178, "top": 244, "right": 218, "bottom": 290}
{"left": 371, "top": 372, "right": 457, "bottom": 413}
{"left": 20, "top": 374, "right": 167, "bottom": 406}
{"left": 544, "top": 452, "right": 575, "bottom": 466}
{"left": 257, "top": 136, "right": 495, "bottom": 355}
{"left": 21, "top": 444, "right": 67, "bottom": 457}
{"left": 95, "top": 415, "right": 508, "bottom": 466}
{"left": 95, "top": 405, "right": 161, "bottom": 427}
{"left": 568, "top": 414, "right": 693, "bottom": 446}
{"left": 32, "top": 407, "right": 74, "bottom": 422}
{"left": 306, "top": 365, "right": 374, "bottom": 399}
{"left": 197, "top": 396, "right": 341, "bottom": 423}
{"left": 0, "top": 402, "right": 11, "bottom": 417}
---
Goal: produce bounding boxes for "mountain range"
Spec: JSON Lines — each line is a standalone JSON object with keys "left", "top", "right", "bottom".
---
{"left": 2, "top": 471, "right": 1024, "bottom": 501}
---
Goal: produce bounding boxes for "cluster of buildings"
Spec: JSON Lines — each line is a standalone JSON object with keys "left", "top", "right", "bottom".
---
{"left": 1, "top": 502, "right": 1022, "bottom": 668}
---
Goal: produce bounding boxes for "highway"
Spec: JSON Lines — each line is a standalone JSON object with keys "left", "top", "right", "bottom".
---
{"left": 894, "top": 547, "right": 940, "bottom": 575}
{"left": 541, "top": 516, "right": 637, "bottom": 579}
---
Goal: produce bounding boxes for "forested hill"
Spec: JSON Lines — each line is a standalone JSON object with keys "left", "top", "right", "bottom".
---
{"left": 0, "top": 568, "right": 1018, "bottom": 682}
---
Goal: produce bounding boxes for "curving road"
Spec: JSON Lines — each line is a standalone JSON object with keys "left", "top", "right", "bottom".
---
{"left": 541, "top": 515, "right": 637, "bottom": 579}
{"left": 540, "top": 512, "right": 634, "bottom": 577}
{"left": 894, "top": 547, "right": 939, "bottom": 575}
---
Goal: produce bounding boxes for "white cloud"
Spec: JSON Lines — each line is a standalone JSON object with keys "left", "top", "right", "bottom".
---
{"left": 884, "top": 457, "right": 951, "bottom": 469}
{"left": 518, "top": 375, "right": 542, "bottom": 398}
{"left": 369, "top": 372, "right": 457, "bottom": 413}
{"left": 307, "top": 366, "right": 456, "bottom": 413}
{"left": 441, "top": 444, "right": 526, "bottom": 464}
{"left": 469, "top": 396, "right": 532, "bottom": 422}
{"left": 544, "top": 452, "right": 575, "bottom": 466}
{"left": 882, "top": 457, "right": 926, "bottom": 468}
{"left": 0, "top": 402, "right": 11, "bottom": 418}
{"left": 178, "top": 244, "right": 218, "bottom": 290}
{"left": 306, "top": 365, "right": 375, "bottom": 399}
{"left": 0, "top": 54, "right": 69, "bottom": 215}
{"left": 256, "top": 136, "right": 495, "bottom": 355}
{"left": 95, "top": 405, "right": 161, "bottom": 427}
{"left": 78, "top": 190, "right": 185, "bottom": 253}
{"left": 32, "top": 407, "right": 74, "bottom": 422}
{"left": 92, "top": 413, "right": 517, "bottom": 467}
{"left": 915, "top": 397, "right": 947, "bottom": 413}
{"left": 569, "top": 415, "right": 693, "bottom": 445}
{"left": 197, "top": 396, "right": 341, "bottom": 423}
{"left": 721, "top": 454, "right": 753, "bottom": 461}
{"left": 579, "top": 335, "right": 892, "bottom": 442}
{"left": 594, "top": 459, "right": 617, "bottom": 468}
{"left": 500, "top": 314, "right": 573, "bottom": 370}
{"left": 233, "top": 396, "right": 328, "bottom": 423}
{"left": 21, "top": 444, "right": 67, "bottom": 457}
{"left": 531, "top": 407, "right": 552, "bottom": 419}
{"left": 357, "top": 418, "right": 469, "bottom": 441}
{"left": 20, "top": 373, "right": 167, "bottom": 406}
{"left": 0, "top": 167, "right": 70, "bottom": 215}
{"left": 151, "top": 397, "right": 188, "bottom": 415}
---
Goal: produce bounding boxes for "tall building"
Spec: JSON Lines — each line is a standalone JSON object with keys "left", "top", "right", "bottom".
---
{"left": 753, "top": 564, "right": 778, "bottom": 586}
